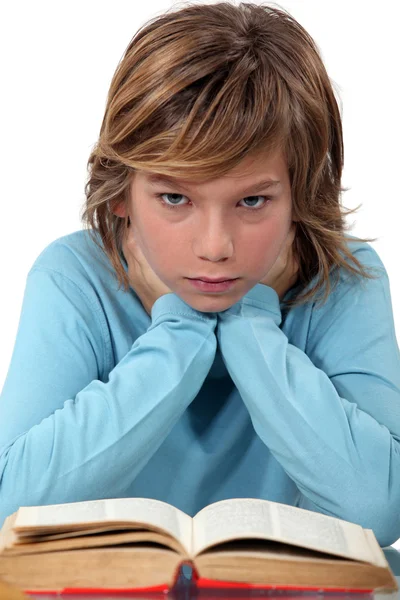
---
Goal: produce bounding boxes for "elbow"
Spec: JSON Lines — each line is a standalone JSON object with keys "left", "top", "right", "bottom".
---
{"left": 368, "top": 518, "right": 400, "bottom": 548}
{"left": 0, "top": 453, "right": 15, "bottom": 530}
{"left": 0, "top": 443, "right": 37, "bottom": 531}
{"left": 299, "top": 486, "right": 400, "bottom": 548}
{"left": 342, "top": 491, "right": 400, "bottom": 548}
{"left": 375, "top": 529, "right": 400, "bottom": 549}
{"left": 337, "top": 445, "right": 400, "bottom": 547}
{"left": 363, "top": 454, "right": 400, "bottom": 547}
{"left": 367, "top": 503, "right": 400, "bottom": 548}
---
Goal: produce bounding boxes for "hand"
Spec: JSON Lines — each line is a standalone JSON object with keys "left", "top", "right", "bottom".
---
{"left": 259, "top": 222, "right": 300, "bottom": 301}
{"left": 121, "top": 223, "right": 173, "bottom": 316}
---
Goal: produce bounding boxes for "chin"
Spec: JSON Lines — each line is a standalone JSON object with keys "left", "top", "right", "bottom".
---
{"left": 186, "top": 295, "right": 239, "bottom": 314}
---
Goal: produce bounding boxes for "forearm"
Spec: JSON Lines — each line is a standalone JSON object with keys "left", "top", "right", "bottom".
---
{"left": 217, "top": 285, "right": 400, "bottom": 546}
{"left": 0, "top": 294, "right": 217, "bottom": 525}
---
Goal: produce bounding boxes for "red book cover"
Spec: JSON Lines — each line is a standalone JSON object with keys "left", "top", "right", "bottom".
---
{"left": 191, "top": 566, "right": 374, "bottom": 594}
{"left": 194, "top": 578, "right": 374, "bottom": 594}
{"left": 24, "top": 585, "right": 170, "bottom": 595}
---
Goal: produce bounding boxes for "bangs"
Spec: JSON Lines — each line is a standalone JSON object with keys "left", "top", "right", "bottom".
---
{"left": 105, "top": 49, "right": 292, "bottom": 182}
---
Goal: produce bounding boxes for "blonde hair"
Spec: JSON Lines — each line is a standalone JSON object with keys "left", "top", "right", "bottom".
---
{"left": 81, "top": 1, "right": 382, "bottom": 311}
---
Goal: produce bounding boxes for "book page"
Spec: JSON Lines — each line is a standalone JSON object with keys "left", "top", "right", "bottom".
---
{"left": 364, "top": 529, "right": 388, "bottom": 568}
{"left": 193, "top": 498, "right": 381, "bottom": 567}
{"left": 13, "top": 498, "right": 193, "bottom": 555}
{"left": 193, "top": 498, "right": 278, "bottom": 557}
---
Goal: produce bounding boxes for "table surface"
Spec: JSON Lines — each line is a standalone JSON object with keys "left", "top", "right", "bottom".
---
{"left": 23, "top": 547, "right": 400, "bottom": 600}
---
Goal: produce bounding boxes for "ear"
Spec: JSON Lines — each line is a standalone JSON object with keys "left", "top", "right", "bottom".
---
{"left": 110, "top": 200, "right": 126, "bottom": 219}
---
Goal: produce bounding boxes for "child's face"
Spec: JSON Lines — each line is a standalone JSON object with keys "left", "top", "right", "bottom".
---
{"left": 124, "top": 148, "right": 294, "bottom": 312}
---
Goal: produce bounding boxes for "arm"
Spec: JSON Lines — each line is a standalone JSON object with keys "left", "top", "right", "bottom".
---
{"left": 0, "top": 267, "right": 217, "bottom": 527}
{"left": 216, "top": 246, "right": 400, "bottom": 547}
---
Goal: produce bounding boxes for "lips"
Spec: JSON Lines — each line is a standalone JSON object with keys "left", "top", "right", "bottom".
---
{"left": 191, "top": 277, "right": 236, "bottom": 283}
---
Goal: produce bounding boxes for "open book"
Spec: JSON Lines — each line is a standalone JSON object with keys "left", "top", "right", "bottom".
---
{"left": 0, "top": 497, "right": 397, "bottom": 595}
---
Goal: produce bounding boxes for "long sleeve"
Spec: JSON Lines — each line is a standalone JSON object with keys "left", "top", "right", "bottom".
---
{"left": 216, "top": 249, "right": 400, "bottom": 547}
{"left": 0, "top": 267, "right": 217, "bottom": 527}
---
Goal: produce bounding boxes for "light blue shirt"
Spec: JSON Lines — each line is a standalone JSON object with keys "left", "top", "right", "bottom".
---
{"left": 1, "top": 229, "right": 399, "bottom": 546}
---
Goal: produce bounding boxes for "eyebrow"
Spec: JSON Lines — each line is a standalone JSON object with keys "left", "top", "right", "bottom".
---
{"left": 147, "top": 174, "right": 281, "bottom": 194}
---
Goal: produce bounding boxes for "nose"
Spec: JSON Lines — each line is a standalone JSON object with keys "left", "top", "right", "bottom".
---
{"left": 193, "top": 215, "right": 234, "bottom": 262}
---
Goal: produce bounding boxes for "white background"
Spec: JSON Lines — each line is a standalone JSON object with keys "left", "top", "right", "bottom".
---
{"left": 0, "top": 1, "right": 399, "bottom": 549}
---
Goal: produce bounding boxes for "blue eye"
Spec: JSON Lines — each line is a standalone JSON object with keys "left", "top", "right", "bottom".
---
{"left": 154, "top": 192, "right": 273, "bottom": 212}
